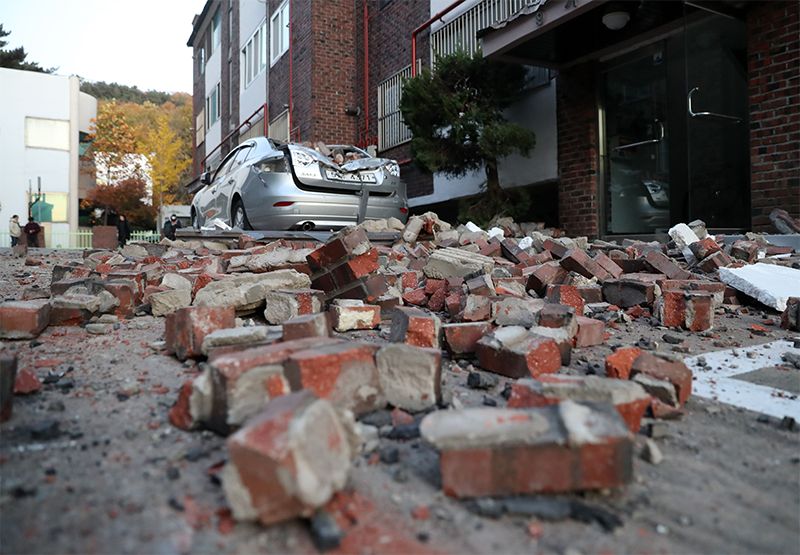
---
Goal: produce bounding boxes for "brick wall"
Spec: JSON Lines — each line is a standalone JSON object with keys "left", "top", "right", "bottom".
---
{"left": 747, "top": 0, "right": 800, "bottom": 230}
{"left": 368, "top": 0, "right": 432, "bottom": 198}
{"left": 556, "top": 62, "right": 599, "bottom": 238}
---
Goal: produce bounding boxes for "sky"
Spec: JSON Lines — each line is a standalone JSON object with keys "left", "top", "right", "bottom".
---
{"left": 1, "top": 0, "right": 208, "bottom": 93}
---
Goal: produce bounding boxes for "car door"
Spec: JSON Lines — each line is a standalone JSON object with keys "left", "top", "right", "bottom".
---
{"left": 217, "top": 144, "right": 254, "bottom": 222}
{"left": 208, "top": 150, "right": 239, "bottom": 222}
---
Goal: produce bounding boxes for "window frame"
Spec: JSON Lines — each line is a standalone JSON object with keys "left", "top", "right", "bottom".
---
{"left": 205, "top": 83, "right": 221, "bottom": 129}
{"left": 270, "top": 0, "right": 290, "bottom": 66}
{"left": 241, "top": 20, "right": 268, "bottom": 88}
{"left": 211, "top": 8, "right": 221, "bottom": 53}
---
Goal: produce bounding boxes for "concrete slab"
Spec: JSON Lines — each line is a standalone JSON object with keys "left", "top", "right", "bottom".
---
{"left": 718, "top": 263, "right": 800, "bottom": 311}
{"left": 684, "top": 340, "right": 800, "bottom": 420}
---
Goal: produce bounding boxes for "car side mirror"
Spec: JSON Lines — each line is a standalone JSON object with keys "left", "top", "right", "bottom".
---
{"left": 200, "top": 171, "right": 212, "bottom": 185}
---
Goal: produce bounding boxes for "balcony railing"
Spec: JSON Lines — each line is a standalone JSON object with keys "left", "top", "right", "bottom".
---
{"left": 377, "top": 64, "right": 414, "bottom": 152}
{"left": 430, "top": 0, "right": 531, "bottom": 61}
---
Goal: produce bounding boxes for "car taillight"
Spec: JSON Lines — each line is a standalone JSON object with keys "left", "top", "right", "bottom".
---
{"left": 273, "top": 201, "right": 294, "bottom": 207}
{"left": 400, "top": 207, "right": 408, "bottom": 214}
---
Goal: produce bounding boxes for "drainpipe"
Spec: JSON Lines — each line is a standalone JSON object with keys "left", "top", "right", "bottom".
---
{"left": 363, "top": 0, "right": 369, "bottom": 145}
{"left": 411, "top": 0, "right": 469, "bottom": 76}
{"left": 288, "top": 0, "right": 294, "bottom": 140}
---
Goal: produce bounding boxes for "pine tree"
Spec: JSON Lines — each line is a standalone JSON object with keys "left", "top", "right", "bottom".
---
{"left": 400, "top": 52, "right": 535, "bottom": 206}
{"left": 0, "top": 24, "right": 54, "bottom": 73}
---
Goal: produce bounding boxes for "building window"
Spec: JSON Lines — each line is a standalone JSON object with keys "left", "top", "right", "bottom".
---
{"left": 242, "top": 20, "right": 267, "bottom": 87}
{"left": 25, "top": 117, "right": 70, "bottom": 151}
{"left": 196, "top": 110, "right": 205, "bottom": 146}
{"left": 211, "top": 8, "right": 222, "bottom": 53}
{"left": 377, "top": 66, "right": 413, "bottom": 152}
{"left": 198, "top": 46, "right": 205, "bottom": 75}
{"left": 206, "top": 83, "right": 220, "bottom": 129}
{"left": 270, "top": 1, "right": 290, "bottom": 65}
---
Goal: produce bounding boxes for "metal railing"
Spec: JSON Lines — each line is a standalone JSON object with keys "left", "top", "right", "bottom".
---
{"left": 430, "top": 0, "right": 530, "bottom": 61}
{"left": 130, "top": 230, "right": 161, "bottom": 243}
{"left": 0, "top": 229, "right": 160, "bottom": 249}
{"left": 377, "top": 65, "right": 414, "bottom": 152}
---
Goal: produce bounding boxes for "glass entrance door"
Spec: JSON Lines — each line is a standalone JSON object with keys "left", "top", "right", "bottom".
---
{"left": 601, "top": 11, "right": 749, "bottom": 236}
{"left": 603, "top": 46, "right": 671, "bottom": 235}
{"left": 684, "top": 14, "right": 749, "bottom": 230}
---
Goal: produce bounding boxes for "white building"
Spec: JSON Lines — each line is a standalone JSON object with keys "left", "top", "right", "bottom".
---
{"left": 0, "top": 68, "right": 97, "bottom": 247}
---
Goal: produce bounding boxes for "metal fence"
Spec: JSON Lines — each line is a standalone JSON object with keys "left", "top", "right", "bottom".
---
{"left": 130, "top": 230, "right": 161, "bottom": 243}
{"left": 377, "top": 65, "right": 414, "bottom": 153}
{"left": 0, "top": 229, "right": 159, "bottom": 249}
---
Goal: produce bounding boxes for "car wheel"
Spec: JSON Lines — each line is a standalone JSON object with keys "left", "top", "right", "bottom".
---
{"left": 231, "top": 199, "right": 252, "bottom": 230}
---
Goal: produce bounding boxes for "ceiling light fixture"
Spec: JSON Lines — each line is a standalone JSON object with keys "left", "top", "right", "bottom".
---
{"left": 602, "top": 11, "right": 630, "bottom": 30}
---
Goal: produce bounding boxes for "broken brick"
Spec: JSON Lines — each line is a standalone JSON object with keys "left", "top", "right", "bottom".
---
{"left": 574, "top": 316, "right": 605, "bottom": 347}
{"left": 222, "top": 391, "right": 352, "bottom": 525}
{"left": 389, "top": 307, "right": 441, "bottom": 349}
{"left": 630, "top": 352, "right": 692, "bottom": 406}
{"left": 605, "top": 347, "right": 642, "bottom": 380}
{"left": 643, "top": 251, "right": 692, "bottom": 280}
{"left": 376, "top": 343, "right": 441, "bottom": 412}
{"left": 476, "top": 326, "right": 561, "bottom": 378}
{"left": 545, "top": 285, "right": 585, "bottom": 314}
{"left": 560, "top": 249, "right": 611, "bottom": 281}
{"left": 283, "top": 312, "right": 331, "bottom": 340}
{"left": 525, "top": 262, "right": 567, "bottom": 295}
{"left": 14, "top": 368, "right": 41, "bottom": 395}
{"left": 420, "top": 402, "right": 632, "bottom": 497}
{"left": 165, "top": 306, "right": 236, "bottom": 361}
{"left": 508, "top": 375, "right": 651, "bottom": 432}
{"left": 285, "top": 342, "right": 383, "bottom": 415}
{"left": 330, "top": 300, "right": 380, "bottom": 332}
{"left": 442, "top": 322, "right": 493, "bottom": 356}
{"left": 0, "top": 299, "right": 50, "bottom": 339}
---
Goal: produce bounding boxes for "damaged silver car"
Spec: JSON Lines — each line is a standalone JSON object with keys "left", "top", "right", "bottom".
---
{"left": 191, "top": 138, "right": 409, "bottom": 231}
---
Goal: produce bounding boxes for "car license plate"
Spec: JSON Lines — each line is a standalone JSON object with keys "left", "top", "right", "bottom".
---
{"left": 325, "top": 169, "right": 377, "bottom": 184}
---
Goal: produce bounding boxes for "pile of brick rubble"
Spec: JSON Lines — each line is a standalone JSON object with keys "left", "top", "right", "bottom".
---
{"left": 1, "top": 212, "right": 799, "bottom": 545}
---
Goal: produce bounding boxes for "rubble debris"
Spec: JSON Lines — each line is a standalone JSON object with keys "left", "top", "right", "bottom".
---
{"left": 222, "top": 391, "right": 353, "bottom": 525}
{"left": 201, "top": 325, "right": 272, "bottom": 355}
{"left": 420, "top": 402, "right": 632, "bottom": 497}
{"left": 389, "top": 307, "right": 441, "bottom": 348}
{"left": 476, "top": 326, "right": 561, "bottom": 378}
{"left": 782, "top": 297, "right": 800, "bottom": 331}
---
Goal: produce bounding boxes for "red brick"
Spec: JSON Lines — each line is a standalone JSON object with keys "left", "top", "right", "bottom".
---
{"left": 476, "top": 327, "right": 561, "bottom": 378}
{"left": 781, "top": 297, "right": 800, "bottom": 331}
{"left": 402, "top": 288, "right": 428, "bottom": 306}
{"left": 389, "top": 307, "right": 441, "bottom": 349}
{"left": 100, "top": 281, "right": 136, "bottom": 318}
{"left": 330, "top": 302, "right": 381, "bottom": 331}
{"left": 689, "top": 237, "right": 721, "bottom": 260}
{"left": 542, "top": 239, "right": 569, "bottom": 258}
{"left": 0, "top": 300, "right": 51, "bottom": 339}
{"left": 283, "top": 312, "right": 331, "bottom": 340}
{"left": 445, "top": 292, "right": 464, "bottom": 317}
{"left": 574, "top": 316, "right": 605, "bottom": 347}
{"left": 307, "top": 227, "right": 370, "bottom": 269}
{"left": 420, "top": 403, "right": 632, "bottom": 497}
{"left": 285, "top": 342, "right": 383, "bottom": 415}
{"left": 697, "top": 251, "right": 733, "bottom": 273}
{"left": 593, "top": 251, "right": 623, "bottom": 279}
{"left": 643, "top": 251, "right": 692, "bottom": 280}
{"left": 466, "top": 274, "right": 496, "bottom": 296}
{"left": 424, "top": 279, "right": 446, "bottom": 295}
{"left": 630, "top": 353, "right": 693, "bottom": 406}
{"left": 330, "top": 248, "right": 379, "bottom": 287}
{"left": 525, "top": 262, "right": 567, "bottom": 295}
{"left": 605, "top": 347, "right": 642, "bottom": 380}
{"left": 165, "top": 306, "right": 236, "bottom": 361}
{"left": 14, "top": 368, "right": 41, "bottom": 395}
{"left": 427, "top": 288, "right": 446, "bottom": 311}
{"left": 560, "top": 249, "right": 611, "bottom": 280}
{"left": 223, "top": 391, "right": 351, "bottom": 525}
{"left": 545, "top": 285, "right": 585, "bottom": 314}
{"left": 442, "top": 322, "right": 493, "bottom": 355}
{"left": 508, "top": 375, "right": 650, "bottom": 432}
{"left": 400, "top": 271, "right": 419, "bottom": 291}
{"left": 169, "top": 380, "right": 196, "bottom": 431}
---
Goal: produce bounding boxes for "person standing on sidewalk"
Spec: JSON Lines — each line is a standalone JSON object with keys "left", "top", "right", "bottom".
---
{"left": 117, "top": 214, "right": 131, "bottom": 248}
{"left": 23, "top": 216, "right": 42, "bottom": 248}
{"left": 8, "top": 215, "right": 21, "bottom": 247}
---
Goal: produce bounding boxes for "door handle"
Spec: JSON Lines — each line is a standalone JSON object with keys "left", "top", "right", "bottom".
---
{"left": 688, "top": 87, "right": 742, "bottom": 123}
{"left": 613, "top": 120, "right": 664, "bottom": 151}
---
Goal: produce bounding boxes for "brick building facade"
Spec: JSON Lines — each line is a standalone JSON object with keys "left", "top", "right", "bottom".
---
{"left": 188, "top": 0, "right": 798, "bottom": 237}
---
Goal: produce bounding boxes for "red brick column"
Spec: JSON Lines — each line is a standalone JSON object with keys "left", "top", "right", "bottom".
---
{"left": 556, "top": 62, "right": 599, "bottom": 238}
{"left": 747, "top": 1, "right": 800, "bottom": 231}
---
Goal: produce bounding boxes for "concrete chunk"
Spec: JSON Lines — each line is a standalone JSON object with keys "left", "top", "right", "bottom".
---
{"left": 718, "top": 263, "right": 800, "bottom": 311}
